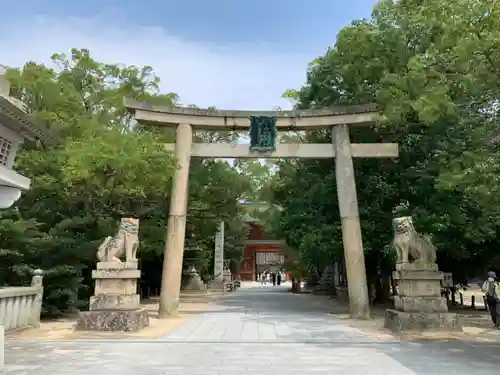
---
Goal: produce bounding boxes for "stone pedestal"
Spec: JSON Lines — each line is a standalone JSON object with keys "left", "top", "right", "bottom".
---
{"left": 314, "top": 266, "right": 335, "bottom": 295}
{"left": 384, "top": 263, "right": 462, "bottom": 332}
{"left": 76, "top": 261, "right": 150, "bottom": 332}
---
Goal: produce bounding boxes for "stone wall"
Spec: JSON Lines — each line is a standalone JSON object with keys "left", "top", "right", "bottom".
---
{"left": 0, "top": 269, "right": 44, "bottom": 372}
{"left": 0, "top": 269, "right": 44, "bottom": 331}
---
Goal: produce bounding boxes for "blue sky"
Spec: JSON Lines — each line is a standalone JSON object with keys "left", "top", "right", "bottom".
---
{"left": 0, "top": 0, "right": 378, "bottom": 109}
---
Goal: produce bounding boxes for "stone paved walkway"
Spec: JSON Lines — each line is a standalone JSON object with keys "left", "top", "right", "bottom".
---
{"left": 5, "top": 282, "right": 500, "bottom": 374}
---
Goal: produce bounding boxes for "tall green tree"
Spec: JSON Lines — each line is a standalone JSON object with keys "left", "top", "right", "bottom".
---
{"left": 1, "top": 49, "right": 253, "bottom": 314}
{"left": 269, "top": 0, "right": 500, "bottom": 293}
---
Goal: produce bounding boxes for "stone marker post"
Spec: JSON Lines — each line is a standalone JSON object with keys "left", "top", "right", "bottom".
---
{"left": 213, "top": 221, "right": 224, "bottom": 289}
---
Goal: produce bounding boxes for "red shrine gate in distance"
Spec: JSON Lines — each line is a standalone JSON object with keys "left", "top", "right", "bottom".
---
{"left": 239, "top": 221, "right": 293, "bottom": 281}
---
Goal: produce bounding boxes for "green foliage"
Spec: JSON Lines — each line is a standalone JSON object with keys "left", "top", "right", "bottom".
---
{"left": 234, "top": 160, "right": 273, "bottom": 202}
{"left": 1, "top": 48, "right": 255, "bottom": 315}
{"left": 266, "top": 0, "right": 500, "bottom": 286}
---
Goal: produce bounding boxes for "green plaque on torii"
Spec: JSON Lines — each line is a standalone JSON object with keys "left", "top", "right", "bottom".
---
{"left": 249, "top": 116, "right": 277, "bottom": 152}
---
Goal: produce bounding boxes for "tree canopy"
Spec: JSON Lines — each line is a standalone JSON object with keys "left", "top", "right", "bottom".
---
{"left": 0, "top": 49, "right": 254, "bottom": 315}
{"left": 267, "top": 0, "right": 500, "bottom": 291}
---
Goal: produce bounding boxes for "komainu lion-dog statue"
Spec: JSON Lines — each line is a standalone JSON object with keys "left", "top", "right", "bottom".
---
{"left": 392, "top": 216, "right": 436, "bottom": 264}
{"left": 97, "top": 218, "right": 139, "bottom": 263}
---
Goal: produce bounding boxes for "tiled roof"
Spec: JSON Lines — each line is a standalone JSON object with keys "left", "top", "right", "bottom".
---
{"left": 0, "top": 96, "right": 60, "bottom": 145}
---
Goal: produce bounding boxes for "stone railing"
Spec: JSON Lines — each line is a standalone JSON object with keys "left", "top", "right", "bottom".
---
{"left": 0, "top": 269, "right": 44, "bottom": 331}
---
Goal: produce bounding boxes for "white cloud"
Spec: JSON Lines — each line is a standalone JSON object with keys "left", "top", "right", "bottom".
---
{"left": 0, "top": 13, "right": 312, "bottom": 110}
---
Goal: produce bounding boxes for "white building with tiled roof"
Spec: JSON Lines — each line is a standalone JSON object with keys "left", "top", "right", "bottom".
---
{"left": 0, "top": 64, "right": 59, "bottom": 208}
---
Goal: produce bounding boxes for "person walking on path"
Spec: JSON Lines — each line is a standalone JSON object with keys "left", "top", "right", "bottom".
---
{"left": 482, "top": 271, "right": 500, "bottom": 328}
{"left": 260, "top": 271, "right": 266, "bottom": 286}
{"left": 276, "top": 272, "right": 282, "bottom": 286}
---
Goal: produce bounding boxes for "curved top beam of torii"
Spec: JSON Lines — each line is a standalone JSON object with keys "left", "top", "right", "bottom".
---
{"left": 123, "top": 98, "right": 381, "bottom": 130}
{"left": 124, "top": 99, "right": 396, "bottom": 320}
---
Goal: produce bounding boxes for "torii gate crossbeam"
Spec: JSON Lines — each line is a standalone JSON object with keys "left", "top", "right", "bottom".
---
{"left": 124, "top": 98, "right": 399, "bottom": 320}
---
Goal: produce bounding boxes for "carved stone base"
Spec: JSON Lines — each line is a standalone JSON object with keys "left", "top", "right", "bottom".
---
{"left": 384, "top": 309, "right": 462, "bottom": 333}
{"left": 393, "top": 265, "right": 443, "bottom": 297}
{"left": 76, "top": 308, "right": 150, "bottom": 332}
{"left": 90, "top": 261, "right": 141, "bottom": 311}
{"left": 395, "top": 262, "right": 439, "bottom": 272}
{"left": 89, "top": 294, "right": 140, "bottom": 310}
{"left": 392, "top": 262, "right": 447, "bottom": 313}
{"left": 96, "top": 261, "right": 139, "bottom": 270}
{"left": 92, "top": 269, "right": 140, "bottom": 295}
{"left": 393, "top": 295, "right": 447, "bottom": 312}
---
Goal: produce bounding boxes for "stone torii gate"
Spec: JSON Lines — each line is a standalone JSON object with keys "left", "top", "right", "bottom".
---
{"left": 124, "top": 98, "right": 399, "bottom": 319}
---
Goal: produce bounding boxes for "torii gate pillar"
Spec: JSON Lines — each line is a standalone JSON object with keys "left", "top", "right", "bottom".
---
{"left": 158, "top": 123, "right": 192, "bottom": 317}
{"left": 124, "top": 98, "right": 398, "bottom": 319}
{"left": 334, "top": 124, "right": 370, "bottom": 319}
